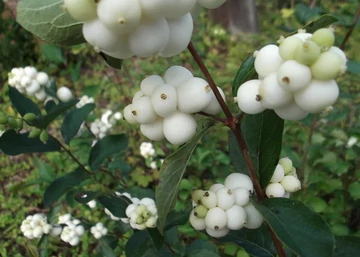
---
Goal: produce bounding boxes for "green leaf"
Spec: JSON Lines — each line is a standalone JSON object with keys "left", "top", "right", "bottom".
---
{"left": 39, "top": 99, "right": 79, "bottom": 128}
{"left": 46, "top": 204, "right": 62, "bottom": 223}
{"left": 229, "top": 131, "right": 248, "bottom": 175}
{"left": 294, "top": 3, "right": 321, "bottom": 24}
{"left": 155, "top": 118, "right": 215, "bottom": 233}
{"left": 0, "top": 130, "right": 60, "bottom": 155}
{"left": 232, "top": 54, "right": 257, "bottom": 96}
{"left": 147, "top": 228, "right": 165, "bottom": 251}
{"left": 74, "top": 190, "right": 102, "bottom": 205}
{"left": 98, "top": 195, "right": 131, "bottom": 218}
{"left": 61, "top": 103, "right": 95, "bottom": 144}
{"left": 125, "top": 231, "right": 158, "bottom": 257}
{"left": 41, "top": 44, "right": 66, "bottom": 64}
{"left": 88, "top": 134, "right": 128, "bottom": 171}
{"left": 8, "top": 87, "right": 42, "bottom": 117}
{"left": 218, "top": 226, "right": 276, "bottom": 257}
{"left": 348, "top": 182, "right": 360, "bottom": 200}
{"left": 187, "top": 239, "right": 217, "bottom": 254}
{"left": 99, "top": 52, "right": 123, "bottom": 69}
{"left": 43, "top": 167, "right": 90, "bottom": 207}
{"left": 189, "top": 250, "right": 219, "bottom": 257}
{"left": 16, "top": 0, "right": 85, "bottom": 46}
{"left": 98, "top": 239, "right": 117, "bottom": 257}
{"left": 164, "top": 204, "right": 193, "bottom": 231}
{"left": 241, "top": 110, "right": 284, "bottom": 187}
{"left": 333, "top": 236, "right": 360, "bottom": 257}
{"left": 254, "top": 198, "right": 335, "bottom": 257}
{"left": 38, "top": 161, "right": 56, "bottom": 183}
{"left": 287, "top": 14, "right": 338, "bottom": 36}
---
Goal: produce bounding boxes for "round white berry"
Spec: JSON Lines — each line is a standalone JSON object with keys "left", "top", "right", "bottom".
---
{"left": 236, "top": 79, "right": 265, "bottom": 115}
{"left": 189, "top": 209, "right": 206, "bottom": 230}
{"left": 209, "top": 183, "right": 225, "bottom": 193}
{"left": 131, "top": 96, "right": 158, "bottom": 124}
{"left": 140, "top": 118, "right": 165, "bottom": 141}
{"left": 280, "top": 175, "right": 301, "bottom": 193}
{"left": 232, "top": 187, "right": 250, "bottom": 206}
{"left": 224, "top": 173, "right": 254, "bottom": 193}
{"left": 139, "top": 197, "right": 155, "bottom": 207}
{"left": 274, "top": 100, "right": 309, "bottom": 121}
{"left": 277, "top": 60, "right": 312, "bottom": 92}
{"left": 36, "top": 72, "right": 50, "bottom": 86}
{"left": 26, "top": 80, "right": 41, "bottom": 95}
{"left": 56, "top": 86, "right": 73, "bottom": 102}
{"left": 254, "top": 45, "right": 283, "bottom": 78}
{"left": 201, "top": 191, "right": 218, "bottom": 209}
{"left": 265, "top": 183, "right": 286, "bottom": 198}
{"left": 226, "top": 205, "right": 247, "bottom": 230}
{"left": 202, "top": 86, "right": 226, "bottom": 115}
{"left": 197, "top": 0, "right": 227, "bottom": 9}
{"left": 163, "top": 111, "right": 197, "bottom": 145}
{"left": 205, "top": 227, "right": 229, "bottom": 238}
{"left": 140, "top": 75, "right": 165, "bottom": 96}
{"left": 205, "top": 207, "right": 227, "bottom": 230}
{"left": 163, "top": 66, "right": 193, "bottom": 87}
{"left": 216, "top": 187, "right": 235, "bottom": 210}
{"left": 151, "top": 84, "right": 177, "bottom": 117}
{"left": 24, "top": 66, "right": 37, "bottom": 79}
{"left": 278, "top": 157, "right": 293, "bottom": 174}
{"left": 243, "top": 203, "right": 263, "bottom": 229}
{"left": 294, "top": 80, "right": 339, "bottom": 113}
{"left": 270, "top": 164, "right": 285, "bottom": 183}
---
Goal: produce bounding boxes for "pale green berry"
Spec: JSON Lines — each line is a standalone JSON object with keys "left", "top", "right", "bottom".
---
{"left": 193, "top": 205, "right": 208, "bottom": 219}
{"left": 281, "top": 175, "right": 301, "bottom": 193}
{"left": 189, "top": 209, "right": 206, "bottom": 230}
{"left": 310, "top": 51, "right": 346, "bottom": 81}
{"left": 278, "top": 157, "right": 293, "bottom": 174}
{"left": 294, "top": 40, "right": 321, "bottom": 65}
{"left": 191, "top": 189, "right": 205, "bottom": 205}
{"left": 201, "top": 191, "right": 218, "bottom": 209}
{"left": 135, "top": 204, "right": 147, "bottom": 215}
{"left": 64, "top": 0, "right": 98, "bottom": 22}
{"left": 278, "top": 35, "right": 303, "bottom": 60}
{"left": 311, "top": 28, "right": 335, "bottom": 51}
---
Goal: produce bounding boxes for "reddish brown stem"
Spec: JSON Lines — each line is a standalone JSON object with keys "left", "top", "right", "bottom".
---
{"left": 270, "top": 230, "right": 287, "bottom": 257}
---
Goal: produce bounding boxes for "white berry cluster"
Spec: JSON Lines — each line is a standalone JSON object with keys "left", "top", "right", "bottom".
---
{"left": 265, "top": 157, "right": 301, "bottom": 198}
{"left": 124, "top": 65, "right": 226, "bottom": 145}
{"left": 123, "top": 198, "right": 158, "bottom": 230}
{"left": 56, "top": 214, "right": 85, "bottom": 246}
{"left": 90, "top": 110, "right": 122, "bottom": 139}
{"left": 140, "top": 142, "right": 155, "bottom": 159}
{"left": 237, "top": 28, "right": 347, "bottom": 120}
{"left": 8, "top": 66, "right": 50, "bottom": 101}
{"left": 189, "top": 173, "right": 263, "bottom": 238}
{"left": 90, "top": 222, "right": 108, "bottom": 239}
{"left": 20, "top": 213, "right": 53, "bottom": 239}
{"left": 76, "top": 95, "right": 95, "bottom": 108}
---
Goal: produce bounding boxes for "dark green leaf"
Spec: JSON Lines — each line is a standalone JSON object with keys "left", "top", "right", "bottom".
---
{"left": 99, "top": 52, "right": 123, "bottom": 69}
{"left": 189, "top": 250, "right": 219, "bottom": 257}
{"left": 241, "top": 110, "right": 284, "bottom": 187}
{"left": 38, "top": 161, "right": 56, "bottom": 183}
{"left": 229, "top": 131, "right": 248, "bottom": 175}
{"left": 218, "top": 226, "right": 276, "bottom": 257}
{"left": 39, "top": 235, "right": 49, "bottom": 257}
{"left": 147, "top": 228, "right": 164, "bottom": 251}
{"left": 294, "top": 3, "right": 321, "bottom": 24}
{"left": 347, "top": 60, "right": 360, "bottom": 75}
{"left": 45, "top": 100, "right": 57, "bottom": 113}
{"left": 232, "top": 55, "right": 258, "bottom": 96}
{"left": 41, "top": 44, "right": 66, "bottom": 64}
{"left": 39, "top": 99, "right": 79, "bottom": 128}
{"left": 108, "top": 160, "right": 131, "bottom": 177}
{"left": 88, "top": 134, "right": 128, "bottom": 171}
{"left": 61, "top": 103, "right": 95, "bottom": 144}
{"left": 16, "top": 0, "right": 85, "bottom": 46}
{"left": 187, "top": 239, "right": 217, "bottom": 254}
{"left": 333, "top": 236, "right": 360, "bottom": 257}
{"left": 8, "top": 86, "right": 42, "bottom": 117}
{"left": 75, "top": 190, "right": 102, "bottom": 205}
{"left": 254, "top": 198, "right": 335, "bottom": 257}
{"left": 46, "top": 204, "right": 62, "bottom": 223}
{"left": 98, "top": 195, "right": 131, "bottom": 218}
{"left": 155, "top": 118, "right": 215, "bottom": 233}
{"left": 98, "top": 238, "right": 117, "bottom": 257}
{"left": 125, "top": 231, "right": 158, "bottom": 257}
{"left": 0, "top": 130, "right": 60, "bottom": 155}
{"left": 43, "top": 167, "right": 90, "bottom": 207}
{"left": 164, "top": 204, "right": 193, "bottom": 231}
{"left": 287, "top": 14, "right": 338, "bottom": 36}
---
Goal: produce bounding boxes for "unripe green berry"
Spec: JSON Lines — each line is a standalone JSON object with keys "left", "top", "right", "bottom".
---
{"left": 191, "top": 189, "right": 205, "bottom": 205}
{"left": 136, "top": 216, "right": 144, "bottom": 224}
{"left": 310, "top": 51, "right": 346, "bottom": 80}
{"left": 16, "top": 119, "right": 23, "bottom": 130}
{"left": 142, "top": 211, "right": 151, "bottom": 219}
{"left": 40, "top": 131, "right": 49, "bottom": 143}
{"left": 294, "top": 40, "right": 321, "bottom": 65}
{"left": 29, "top": 128, "right": 42, "bottom": 138}
{"left": 193, "top": 205, "right": 208, "bottom": 219}
{"left": 278, "top": 157, "right": 293, "bottom": 174}
{"left": 135, "top": 204, "right": 147, "bottom": 215}
{"left": 278, "top": 35, "right": 303, "bottom": 60}
{"left": 311, "top": 28, "right": 335, "bottom": 51}
{"left": 201, "top": 191, "right": 217, "bottom": 209}
{"left": 0, "top": 112, "right": 8, "bottom": 125}
{"left": 8, "top": 117, "right": 18, "bottom": 129}
{"left": 23, "top": 113, "right": 37, "bottom": 124}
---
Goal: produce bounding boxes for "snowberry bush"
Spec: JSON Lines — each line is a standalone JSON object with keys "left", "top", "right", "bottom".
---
{"left": 0, "top": 0, "right": 358, "bottom": 256}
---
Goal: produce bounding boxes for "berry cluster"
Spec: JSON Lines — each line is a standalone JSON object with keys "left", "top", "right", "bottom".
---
{"left": 76, "top": 95, "right": 95, "bottom": 109}
{"left": 123, "top": 198, "right": 158, "bottom": 230}
{"left": 140, "top": 142, "right": 156, "bottom": 159}
{"left": 8, "top": 67, "right": 50, "bottom": 101}
{"left": 265, "top": 157, "right": 301, "bottom": 198}
{"left": 90, "top": 222, "right": 108, "bottom": 239}
{"left": 90, "top": 110, "right": 122, "bottom": 139}
{"left": 57, "top": 214, "right": 85, "bottom": 246}
{"left": 189, "top": 173, "right": 263, "bottom": 238}
{"left": 124, "top": 66, "right": 226, "bottom": 145}
{"left": 64, "top": 0, "right": 227, "bottom": 59}
{"left": 20, "top": 213, "right": 53, "bottom": 239}
{"left": 236, "top": 28, "right": 347, "bottom": 120}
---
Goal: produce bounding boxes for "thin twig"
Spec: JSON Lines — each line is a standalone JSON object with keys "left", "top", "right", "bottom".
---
{"left": 197, "top": 111, "right": 227, "bottom": 123}
{"left": 340, "top": 4, "right": 360, "bottom": 50}
{"left": 187, "top": 42, "right": 233, "bottom": 120}
{"left": 270, "top": 230, "right": 287, "bottom": 257}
